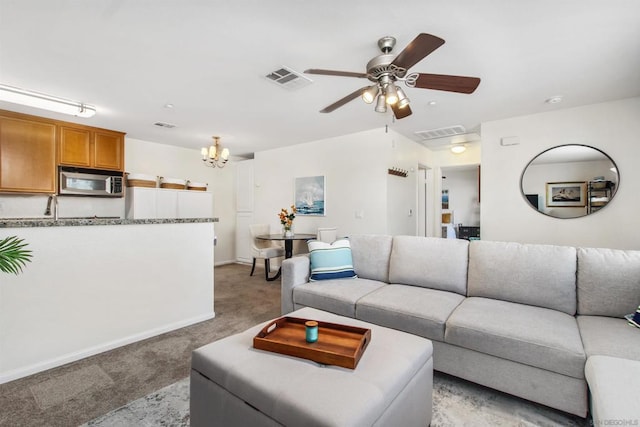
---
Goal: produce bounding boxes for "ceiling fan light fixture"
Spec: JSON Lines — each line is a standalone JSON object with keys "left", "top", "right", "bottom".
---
{"left": 375, "top": 94, "right": 387, "bottom": 113}
{"left": 362, "top": 85, "right": 379, "bottom": 104}
{"left": 384, "top": 83, "right": 399, "bottom": 105}
{"left": 396, "top": 87, "right": 410, "bottom": 109}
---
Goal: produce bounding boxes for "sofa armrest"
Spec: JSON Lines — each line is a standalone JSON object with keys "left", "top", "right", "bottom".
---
{"left": 281, "top": 255, "right": 310, "bottom": 314}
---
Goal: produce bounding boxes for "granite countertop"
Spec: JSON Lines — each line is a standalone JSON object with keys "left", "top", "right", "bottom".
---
{"left": 0, "top": 217, "right": 219, "bottom": 228}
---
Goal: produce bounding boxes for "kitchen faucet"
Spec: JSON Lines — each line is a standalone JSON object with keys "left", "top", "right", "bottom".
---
{"left": 44, "top": 194, "right": 58, "bottom": 220}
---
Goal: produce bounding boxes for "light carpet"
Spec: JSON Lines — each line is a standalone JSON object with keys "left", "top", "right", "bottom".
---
{"left": 83, "top": 372, "right": 588, "bottom": 426}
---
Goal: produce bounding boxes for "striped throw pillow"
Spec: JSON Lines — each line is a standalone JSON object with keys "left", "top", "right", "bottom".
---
{"left": 308, "top": 239, "right": 357, "bottom": 281}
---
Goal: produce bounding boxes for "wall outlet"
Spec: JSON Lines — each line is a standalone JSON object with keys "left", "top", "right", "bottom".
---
{"left": 355, "top": 210, "right": 364, "bottom": 219}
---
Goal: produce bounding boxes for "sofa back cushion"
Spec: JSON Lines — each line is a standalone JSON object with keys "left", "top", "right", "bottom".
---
{"left": 577, "top": 247, "right": 640, "bottom": 317}
{"left": 348, "top": 234, "right": 393, "bottom": 283}
{"left": 468, "top": 240, "right": 577, "bottom": 315}
{"left": 388, "top": 236, "right": 469, "bottom": 295}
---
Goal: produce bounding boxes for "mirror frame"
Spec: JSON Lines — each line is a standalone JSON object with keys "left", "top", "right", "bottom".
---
{"left": 520, "top": 144, "right": 620, "bottom": 219}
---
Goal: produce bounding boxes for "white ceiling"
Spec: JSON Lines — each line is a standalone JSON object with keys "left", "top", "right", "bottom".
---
{"left": 1, "top": 0, "right": 639, "bottom": 158}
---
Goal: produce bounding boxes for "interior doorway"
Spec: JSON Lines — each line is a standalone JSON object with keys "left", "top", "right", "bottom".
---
{"left": 440, "top": 165, "right": 481, "bottom": 237}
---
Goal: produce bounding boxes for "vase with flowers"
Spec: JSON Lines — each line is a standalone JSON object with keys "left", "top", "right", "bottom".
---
{"left": 279, "top": 205, "right": 297, "bottom": 237}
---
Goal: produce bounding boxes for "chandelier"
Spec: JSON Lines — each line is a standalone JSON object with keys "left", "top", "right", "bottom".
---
{"left": 201, "top": 136, "right": 229, "bottom": 168}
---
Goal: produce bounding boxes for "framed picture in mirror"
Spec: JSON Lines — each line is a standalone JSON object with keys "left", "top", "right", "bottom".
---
{"left": 546, "top": 182, "right": 587, "bottom": 207}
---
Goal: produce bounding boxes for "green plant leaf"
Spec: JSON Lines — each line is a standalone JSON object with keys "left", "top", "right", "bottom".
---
{"left": 0, "top": 236, "right": 33, "bottom": 275}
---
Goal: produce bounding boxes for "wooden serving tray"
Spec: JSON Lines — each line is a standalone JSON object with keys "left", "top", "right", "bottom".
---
{"left": 253, "top": 316, "right": 371, "bottom": 369}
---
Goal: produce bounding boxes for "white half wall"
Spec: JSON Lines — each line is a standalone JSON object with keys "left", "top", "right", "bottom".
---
{"left": 0, "top": 222, "right": 214, "bottom": 383}
{"left": 481, "top": 97, "right": 640, "bottom": 249}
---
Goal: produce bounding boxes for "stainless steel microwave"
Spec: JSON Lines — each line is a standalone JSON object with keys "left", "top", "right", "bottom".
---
{"left": 59, "top": 167, "right": 124, "bottom": 197}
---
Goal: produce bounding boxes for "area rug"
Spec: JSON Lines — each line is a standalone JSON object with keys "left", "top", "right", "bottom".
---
{"left": 81, "top": 378, "right": 190, "bottom": 427}
{"left": 82, "top": 372, "right": 588, "bottom": 426}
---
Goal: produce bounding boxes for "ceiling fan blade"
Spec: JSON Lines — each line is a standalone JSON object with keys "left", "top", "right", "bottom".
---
{"left": 411, "top": 73, "right": 481, "bottom": 94}
{"left": 304, "top": 69, "right": 368, "bottom": 78}
{"left": 319, "top": 86, "right": 369, "bottom": 113}
{"left": 391, "top": 33, "right": 445, "bottom": 72}
{"left": 391, "top": 103, "right": 412, "bottom": 120}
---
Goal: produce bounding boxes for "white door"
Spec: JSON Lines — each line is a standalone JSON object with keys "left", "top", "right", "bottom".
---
{"left": 236, "top": 159, "right": 254, "bottom": 212}
{"left": 236, "top": 212, "right": 254, "bottom": 263}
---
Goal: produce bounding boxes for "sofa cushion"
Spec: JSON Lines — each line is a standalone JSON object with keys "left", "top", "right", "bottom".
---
{"left": 356, "top": 284, "right": 465, "bottom": 342}
{"left": 576, "top": 315, "right": 640, "bottom": 360}
{"left": 577, "top": 247, "right": 640, "bottom": 317}
{"left": 585, "top": 356, "right": 640, "bottom": 425}
{"left": 348, "top": 234, "right": 393, "bottom": 283}
{"left": 308, "top": 239, "right": 357, "bottom": 281}
{"left": 445, "top": 297, "right": 586, "bottom": 378}
{"left": 388, "top": 236, "right": 469, "bottom": 295}
{"left": 467, "top": 240, "right": 577, "bottom": 315}
{"left": 293, "top": 278, "right": 386, "bottom": 318}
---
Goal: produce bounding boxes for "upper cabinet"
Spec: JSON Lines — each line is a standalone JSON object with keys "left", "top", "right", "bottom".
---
{"left": 0, "top": 109, "right": 126, "bottom": 195}
{"left": 0, "top": 111, "right": 57, "bottom": 193}
{"left": 59, "top": 125, "right": 124, "bottom": 171}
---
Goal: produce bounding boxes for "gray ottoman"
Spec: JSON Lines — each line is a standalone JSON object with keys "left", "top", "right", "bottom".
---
{"left": 191, "top": 307, "right": 433, "bottom": 427}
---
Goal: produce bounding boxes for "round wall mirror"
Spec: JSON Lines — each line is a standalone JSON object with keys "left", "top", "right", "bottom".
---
{"left": 520, "top": 144, "right": 619, "bottom": 219}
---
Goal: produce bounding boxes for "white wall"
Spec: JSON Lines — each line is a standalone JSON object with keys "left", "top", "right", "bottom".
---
{"left": 125, "top": 138, "right": 237, "bottom": 264}
{"left": 252, "top": 128, "right": 434, "bottom": 241}
{"left": 481, "top": 97, "right": 640, "bottom": 249}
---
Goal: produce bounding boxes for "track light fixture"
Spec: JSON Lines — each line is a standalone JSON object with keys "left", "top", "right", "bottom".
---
{"left": 0, "top": 83, "right": 96, "bottom": 118}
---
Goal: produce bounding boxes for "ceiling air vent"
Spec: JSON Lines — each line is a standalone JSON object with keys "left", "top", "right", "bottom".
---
{"left": 415, "top": 125, "right": 466, "bottom": 140}
{"left": 265, "top": 66, "right": 312, "bottom": 90}
{"left": 154, "top": 121, "right": 176, "bottom": 129}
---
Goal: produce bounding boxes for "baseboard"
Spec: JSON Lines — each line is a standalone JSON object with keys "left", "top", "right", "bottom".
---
{"left": 214, "top": 260, "right": 237, "bottom": 267}
{"left": 0, "top": 311, "right": 216, "bottom": 385}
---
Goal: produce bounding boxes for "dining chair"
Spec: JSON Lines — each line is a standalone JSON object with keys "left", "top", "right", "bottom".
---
{"left": 316, "top": 227, "right": 338, "bottom": 243}
{"left": 249, "top": 224, "right": 285, "bottom": 280}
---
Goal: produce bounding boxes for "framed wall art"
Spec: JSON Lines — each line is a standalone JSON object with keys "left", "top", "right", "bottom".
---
{"left": 545, "top": 182, "right": 586, "bottom": 207}
{"left": 294, "top": 176, "right": 325, "bottom": 216}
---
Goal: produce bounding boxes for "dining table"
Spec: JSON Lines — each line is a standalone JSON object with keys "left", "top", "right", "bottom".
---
{"left": 256, "top": 233, "right": 317, "bottom": 281}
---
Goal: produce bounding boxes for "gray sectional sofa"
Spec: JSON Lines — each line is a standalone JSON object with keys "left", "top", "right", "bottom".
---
{"left": 281, "top": 235, "right": 640, "bottom": 420}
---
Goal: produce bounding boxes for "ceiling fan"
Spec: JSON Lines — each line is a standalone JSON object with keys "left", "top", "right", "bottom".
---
{"left": 305, "top": 33, "right": 481, "bottom": 120}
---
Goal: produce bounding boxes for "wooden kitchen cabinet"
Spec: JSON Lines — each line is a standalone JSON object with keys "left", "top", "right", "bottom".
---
{"left": 0, "top": 111, "right": 57, "bottom": 193}
{"left": 59, "top": 125, "right": 124, "bottom": 171}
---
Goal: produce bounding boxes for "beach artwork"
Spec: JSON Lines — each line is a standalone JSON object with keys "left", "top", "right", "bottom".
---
{"left": 295, "top": 176, "right": 325, "bottom": 216}
{"left": 546, "top": 182, "right": 586, "bottom": 207}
